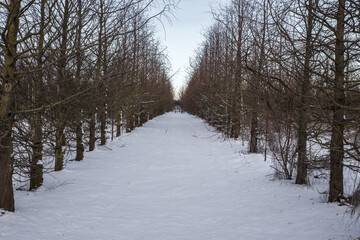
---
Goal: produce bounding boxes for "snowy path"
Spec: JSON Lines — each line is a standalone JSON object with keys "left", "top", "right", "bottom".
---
{"left": 1, "top": 112, "right": 358, "bottom": 240}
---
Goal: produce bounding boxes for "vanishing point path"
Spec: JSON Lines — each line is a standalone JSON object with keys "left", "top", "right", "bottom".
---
{"left": 0, "top": 113, "right": 357, "bottom": 240}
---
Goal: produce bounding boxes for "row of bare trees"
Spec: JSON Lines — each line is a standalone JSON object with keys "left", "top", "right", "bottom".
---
{"left": 181, "top": 0, "right": 360, "bottom": 206}
{"left": 0, "top": 0, "right": 175, "bottom": 212}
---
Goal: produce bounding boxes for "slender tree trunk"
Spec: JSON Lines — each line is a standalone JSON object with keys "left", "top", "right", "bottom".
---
{"left": 296, "top": 0, "right": 314, "bottom": 185}
{"left": 126, "top": 112, "right": 134, "bottom": 133}
{"left": 264, "top": 112, "right": 269, "bottom": 161}
{"left": 111, "top": 115, "right": 114, "bottom": 141}
{"left": 54, "top": 129, "right": 64, "bottom": 171}
{"left": 100, "top": 53, "right": 108, "bottom": 146}
{"left": 249, "top": 110, "right": 258, "bottom": 153}
{"left": 30, "top": 109, "right": 43, "bottom": 188}
{"left": 233, "top": 110, "right": 240, "bottom": 139}
{"left": 75, "top": 0, "right": 84, "bottom": 161}
{"left": 285, "top": 121, "right": 292, "bottom": 178}
{"left": 89, "top": 111, "right": 96, "bottom": 151}
{"left": 235, "top": 2, "right": 244, "bottom": 141}
{"left": 75, "top": 112, "right": 84, "bottom": 160}
{"left": 55, "top": 0, "right": 70, "bottom": 171}
{"left": 329, "top": 0, "right": 346, "bottom": 202}
{"left": 30, "top": 0, "right": 46, "bottom": 190}
{"left": 93, "top": 0, "right": 105, "bottom": 146}
{"left": 100, "top": 39, "right": 109, "bottom": 146}
{"left": 0, "top": 0, "right": 21, "bottom": 211}
{"left": 100, "top": 104, "right": 106, "bottom": 145}
{"left": 249, "top": 0, "right": 267, "bottom": 153}
{"left": 241, "top": 88, "right": 245, "bottom": 146}
{"left": 116, "top": 110, "right": 122, "bottom": 137}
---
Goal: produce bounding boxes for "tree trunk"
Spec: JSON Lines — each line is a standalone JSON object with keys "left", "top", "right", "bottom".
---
{"left": 100, "top": 105, "right": 106, "bottom": 145}
{"left": 30, "top": 0, "right": 46, "bottom": 189}
{"left": 116, "top": 110, "right": 122, "bottom": 137}
{"left": 296, "top": 107, "right": 308, "bottom": 184}
{"left": 75, "top": 112, "right": 84, "bottom": 161}
{"left": 75, "top": 0, "right": 84, "bottom": 161}
{"left": 55, "top": 127, "right": 64, "bottom": 171}
{"left": 233, "top": 112, "right": 240, "bottom": 139}
{"left": 241, "top": 89, "right": 245, "bottom": 146}
{"left": 249, "top": 110, "right": 258, "bottom": 153}
{"left": 94, "top": 0, "right": 104, "bottom": 147}
{"left": 111, "top": 116, "right": 114, "bottom": 141}
{"left": 0, "top": 0, "right": 21, "bottom": 212}
{"left": 296, "top": 0, "right": 314, "bottom": 185}
{"left": 264, "top": 112, "right": 269, "bottom": 161}
{"left": 328, "top": 0, "right": 346, "bottom": 202}
{"left": 89, "top": 111, "right": 96, "bottom": 151}
{"left": 126, "top": 112, "right": 134, "bottom": 133}
{"left": 249, "top": 0, "right": 266, "bottom": 153}
{"left": 0, "top": 129, "right": 14, "bottom": 212}
{"left": 235, "top": 2, "right": 244, "bottom": 141}
{"left": 54, "top": 0, "right": 70, "bottom": 170}
{"left": 30, "top": 110, "right": 43, "bottom": 188}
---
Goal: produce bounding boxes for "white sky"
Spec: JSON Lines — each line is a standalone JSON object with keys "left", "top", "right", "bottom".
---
{"left": 152, "top": 0, "right": 231, "bottom": 99}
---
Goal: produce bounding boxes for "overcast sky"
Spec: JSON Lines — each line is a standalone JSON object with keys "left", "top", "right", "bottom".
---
{"left": 153, "top": 0, "right": 231, "bottom": 98}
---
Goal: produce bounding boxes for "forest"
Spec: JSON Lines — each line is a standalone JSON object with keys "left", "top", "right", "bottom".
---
{"left": 181, "top": 0, "right": 360, "bottom": 212}
{"left": 0, "top": 0, "right": 360, "bottom": 237}
{"left": 0, "top": 0, "right": 175, "bottom": 212}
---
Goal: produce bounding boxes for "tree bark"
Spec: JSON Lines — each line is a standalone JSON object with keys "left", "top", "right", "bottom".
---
{"left": 75, "top": 112, "right": 84, "bottom": 161}
{"left": 55, "top": 0, "right": 70, "bottom": 171}
{"left": 75, "top": 0, "right": 84, "bottom": 161}
{"left": 116, "top": 110, "right": 122, "bottom": 137}
{"left": 328, "top": 0, "right": 346, "bottom": 202}
{"left": 264, "top": 112, "right": 269, "bottom": 161}
{"left": 0, "top": 0, "right": 21, "bottom": 211}
{"left": 89, "top": 111, "right": 96, "bottom": 151}
{"left": 100, "top": 104, "right": 106, "bottom": 145}
{"left": 126, "top": 112, "right": 134, "bottom": 133}
{"left": 296, "top": 0, "right": 314, "bottom": 185}
{"left": 30, "top": 108, "right": 43, "bottom": 188}
{"left": 0, "top": 128, "right": 14, "bottom": 212}
{"left": 234, "top": 0, "right": 244, "bottom": 141}
{"left": 54, "top": 129, "right": 64, "bottom": 171}
{"left": 30, "top": 0, "right": 46, "bottom": 190}
{"left": 92, "top": 0, "right": 105, "bottom": 147}
{"left": 249, "top": 0, "right": 266, "bottom": 153}
{"left": 249, "top": 110, "right": 258, "bottom": 153}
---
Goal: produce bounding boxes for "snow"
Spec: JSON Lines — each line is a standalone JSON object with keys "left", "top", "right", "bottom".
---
{"left": 0, "top": 112, "right": 359, "bottom": 240}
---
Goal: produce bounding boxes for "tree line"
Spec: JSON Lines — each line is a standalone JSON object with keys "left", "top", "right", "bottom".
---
{"left": 181, "top": 0, "right": 360, "bottom": 210}
{"left": 0, "top": 0, "right": 175, "bottom": 212}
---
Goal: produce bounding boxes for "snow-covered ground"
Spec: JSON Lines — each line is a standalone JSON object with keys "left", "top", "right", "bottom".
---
{"left": 1, "top": 112, "right": 358, "bottom": 240}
